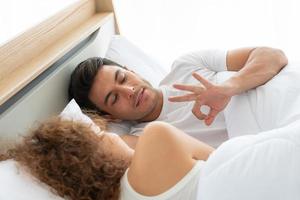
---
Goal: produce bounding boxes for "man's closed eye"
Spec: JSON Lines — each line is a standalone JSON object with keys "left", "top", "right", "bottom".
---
{"left": 119, "top": 72, "right": 127, "bottom": 84}
{"left": 111, "top": 94, "right": 118, "bottom": 105}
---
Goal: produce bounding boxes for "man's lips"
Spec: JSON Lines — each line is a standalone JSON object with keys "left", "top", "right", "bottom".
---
{"left": 135, "top": 88, "right": 145, "bottom": 107}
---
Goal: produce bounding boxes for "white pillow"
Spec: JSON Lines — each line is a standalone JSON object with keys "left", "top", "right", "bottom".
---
{"left": 105, "top": 35, "right": 167, "bottom": 87}
{"left": 60, "top": 99, "right": 101, "bottom": 134}
{"left": 105, "top": 35, "right": 167, "bottom": 134}
{"left": 62, "top": 98, "right": 130, "bottom": 135}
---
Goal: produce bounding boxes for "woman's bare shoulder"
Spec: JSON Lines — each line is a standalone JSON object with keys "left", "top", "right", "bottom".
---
{"left": 127, "top": 122, "right": 195, "bottom": 196}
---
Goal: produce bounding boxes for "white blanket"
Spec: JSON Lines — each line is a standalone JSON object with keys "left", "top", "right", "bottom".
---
{"left": 197, "top": 119, "right": 300, "bottom": 200}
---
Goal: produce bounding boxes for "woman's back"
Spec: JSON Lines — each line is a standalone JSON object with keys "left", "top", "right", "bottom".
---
{"left": 119, "top": 121, "right": 213, "bottom": 200}
{"left": 119, "top": 160, "right": 205, "bottom": 200}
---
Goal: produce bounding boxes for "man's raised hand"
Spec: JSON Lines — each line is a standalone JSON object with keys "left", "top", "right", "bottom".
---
{"left": 168, "top": 72, "right": 232, "bottom": 126}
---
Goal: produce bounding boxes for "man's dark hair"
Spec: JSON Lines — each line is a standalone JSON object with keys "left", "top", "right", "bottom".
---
{"left": 68, "top": 57, "right": 123, "bottom": 114}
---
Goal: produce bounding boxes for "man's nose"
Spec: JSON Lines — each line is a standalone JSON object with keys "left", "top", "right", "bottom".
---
{"left": 118, "top": 85, "right": 135, "bottom": 99}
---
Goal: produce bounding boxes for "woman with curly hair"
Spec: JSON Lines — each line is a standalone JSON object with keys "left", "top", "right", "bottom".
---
{"left": 1, "top": 114, "right": 213, "bottom": 200}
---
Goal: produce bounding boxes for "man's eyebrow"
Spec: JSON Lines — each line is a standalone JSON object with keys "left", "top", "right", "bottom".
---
{"left": 104, "top": 69, "right": 120, "bottom": 106}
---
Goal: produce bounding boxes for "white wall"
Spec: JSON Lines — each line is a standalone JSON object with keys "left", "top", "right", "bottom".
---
{"left": 114, "top": 0, "right": 300, "bottom": 71}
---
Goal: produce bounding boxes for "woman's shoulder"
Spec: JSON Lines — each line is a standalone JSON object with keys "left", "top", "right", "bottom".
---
{"left": 127, "top": 121, "right": 196, "bottom": 196}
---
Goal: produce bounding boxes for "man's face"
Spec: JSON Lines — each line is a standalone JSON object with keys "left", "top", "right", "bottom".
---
{"left": 89, "top": 65, "right": 159, "bottom": 121}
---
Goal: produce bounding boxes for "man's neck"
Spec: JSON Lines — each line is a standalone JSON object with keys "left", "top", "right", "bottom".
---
{"left": 138, "top": 89, "right": 163, "bottom": 122}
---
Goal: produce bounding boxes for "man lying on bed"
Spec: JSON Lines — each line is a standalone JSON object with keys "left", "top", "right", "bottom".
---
{"left": 68, "top": 47, "right": 288, "bottom": 148}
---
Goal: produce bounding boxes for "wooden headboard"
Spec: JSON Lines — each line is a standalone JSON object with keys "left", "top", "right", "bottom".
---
{"left": 0, "top": 0, "right": 117, "bottom": 150}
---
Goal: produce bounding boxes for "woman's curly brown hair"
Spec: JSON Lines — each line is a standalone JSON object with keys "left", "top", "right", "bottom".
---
{"left": 1, "top": 115, "right": 129, "bottom": 200}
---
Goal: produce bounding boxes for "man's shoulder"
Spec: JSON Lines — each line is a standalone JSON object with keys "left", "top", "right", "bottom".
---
{"left": 168, "top": 49, "right": 228, "bottom": 74}
{"left": 159, "top": 59, "right": 197, "bottom": 86}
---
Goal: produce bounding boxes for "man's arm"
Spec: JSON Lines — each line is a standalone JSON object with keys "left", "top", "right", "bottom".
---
{"left": 169, "top": 47, "right": 288, "bottom": 125}
{"left": 224, "top": 47, "right": 288, "bottom": 95}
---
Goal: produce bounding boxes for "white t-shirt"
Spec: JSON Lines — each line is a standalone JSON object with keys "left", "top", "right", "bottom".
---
{"left": 129, "top": 49, "right": 300, "bottom": 144}
{"left": 218, "top": 60, "right": 300, "bottom": 138}
{"left": 119, "top": 160, "right": 205, "bottom": 200}
{"left": 130, "top": 50, "right": 229, "bottom": 147}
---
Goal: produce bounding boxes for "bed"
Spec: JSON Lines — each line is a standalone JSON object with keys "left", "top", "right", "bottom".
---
{"left": 1, "top": 1, "right": 300, "bottom": 199}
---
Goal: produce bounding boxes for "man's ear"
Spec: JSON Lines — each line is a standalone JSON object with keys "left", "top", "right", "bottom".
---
{"left": 102, "top": 114, "right": 123, "bottom": 123}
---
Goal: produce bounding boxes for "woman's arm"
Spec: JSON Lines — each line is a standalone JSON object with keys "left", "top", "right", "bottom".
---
{"left": 128, "top": 121, "right": 214, "bottom": 196}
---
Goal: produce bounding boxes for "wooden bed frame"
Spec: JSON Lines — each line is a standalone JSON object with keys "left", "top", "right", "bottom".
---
{"left": 0, "top": 0, "right": 118, "bottom": 151}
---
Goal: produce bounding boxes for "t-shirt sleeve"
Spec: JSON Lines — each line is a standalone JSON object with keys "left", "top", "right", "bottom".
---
{"left": 129, "top": 128, "right": 142, "bottom": 135}
{"left": 128, "top": 122, "right": 149, "bottom": 136}
{"left": 171, "top": 49, "right": 228, "bottom": 72}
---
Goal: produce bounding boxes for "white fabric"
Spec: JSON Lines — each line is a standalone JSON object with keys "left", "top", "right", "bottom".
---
{"left": 247, "top": 61, "right": 300, "bottom": 130}
{"left": 130, "top": 50, "right": 229, "bottom": 147}
{"left": 215, "top": 71, "right": 261, "bottom": 137}
{"left": 197, "top": 119, "right": 300, "bottom": 200}
{"left": 0, "top": 160, "right": 64, "bottom": 200}
{"left": 105, "top": 35, "right": 167, "bottom": 135}
{"left": 105, "top": 35, "right": 166, "bottom": 87}
{"left": 119, "top": 160, "right": 205, "bottom": 200}
{"left": 60, "top": 99, "right": 102, "bottom": 134}
{"left": 217, "top": 61, "right": 300, "bottom": 138}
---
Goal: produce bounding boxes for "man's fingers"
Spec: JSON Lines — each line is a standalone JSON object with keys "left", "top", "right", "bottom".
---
{"left": 192, "top": 101, "right": 207, "bottom": 120}
{"left": 168, "top": 94, "right": 197, "bottom": 102}
{"left": 192, "top": 72, "right": 213, "bottom": 87}
{"left": 204, "top": 109, "right": 219, "bottom": 126}
{"left": 173, "top": 84, "right": 204, "bottom": 93}
{"left": 208, "top": 108, "right": 219, "bottom": 119}
{"left": 204, "top": 116, "right": 215, "bottom": 126}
